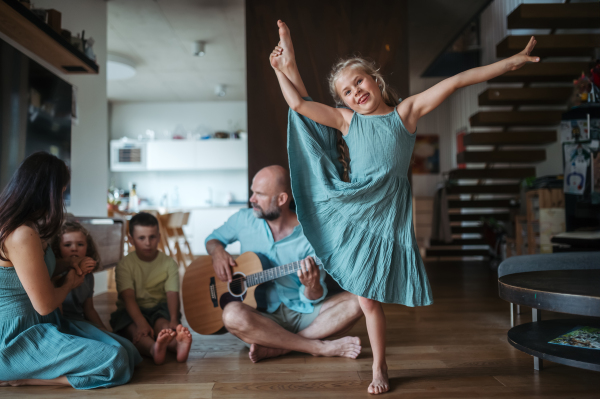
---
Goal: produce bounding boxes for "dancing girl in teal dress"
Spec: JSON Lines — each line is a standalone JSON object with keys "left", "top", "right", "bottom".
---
{"left": 0, "top": 152, "right": 141, "bottom": 389}
{"left": 269, "top": 20, "right": 539, "bottom": 394}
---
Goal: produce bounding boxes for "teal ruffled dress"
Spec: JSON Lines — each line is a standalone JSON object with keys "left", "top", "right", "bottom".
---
{"left": 287, "top": 101, "right": 433, "bottom": 306}
{"left": 0, "top": 249, "right": 141, "bottom": 388}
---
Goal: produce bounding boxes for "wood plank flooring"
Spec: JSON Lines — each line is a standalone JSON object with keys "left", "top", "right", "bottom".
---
{"left": 7, "top": 261, "right": 599, "bottom": 397}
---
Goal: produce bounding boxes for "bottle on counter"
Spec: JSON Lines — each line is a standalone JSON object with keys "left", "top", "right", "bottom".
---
{"left": 129, "top": 183, "right": 139, "bottom": 213}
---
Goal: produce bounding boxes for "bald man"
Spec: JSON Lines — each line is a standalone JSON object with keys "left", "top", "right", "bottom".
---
{"left": 205, "top": 166, "right": 363, "bottom": 362}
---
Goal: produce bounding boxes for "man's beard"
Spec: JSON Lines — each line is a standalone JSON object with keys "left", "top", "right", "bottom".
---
{"left": 251, "top": 197, "right": 281, "bottom": 221}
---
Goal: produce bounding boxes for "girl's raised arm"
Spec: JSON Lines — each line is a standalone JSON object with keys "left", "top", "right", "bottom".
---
{"left": 399, "top": 36, "right": 539, "bottom": 132}
{"left": 270, "top": 20, "right": 352, "bottom": 133}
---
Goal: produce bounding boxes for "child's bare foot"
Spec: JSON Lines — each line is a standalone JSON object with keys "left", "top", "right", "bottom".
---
{"left": 248, "top": 343, "right": 289, "bottom": 363}
{"left": 275, "top": 20, "right": 296, "bottom": 71}
{"left": 314, "top": 336, "right": 362, "bottom": 359}
{"left": 368, "top": 367, "right": 390, "bottom": 395}
{"left": 151, "top": 329, "right": 175, "bottom": 365}
{"left": 175, "top": 324, "right": 192, "bottom": 363}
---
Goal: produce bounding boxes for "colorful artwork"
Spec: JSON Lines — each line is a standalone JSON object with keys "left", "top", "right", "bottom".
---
{"left": 549, "top": 326, "right": 600, "bottom": 350}
{"left": 412, "top": 135, "right": 439, "bottom": 174}
{"left": 564, "top": 143, "right": 591, "bottom": 195}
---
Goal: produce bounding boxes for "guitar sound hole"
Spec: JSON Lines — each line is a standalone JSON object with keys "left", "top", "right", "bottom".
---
{"left": 229, "top": 274, "right": 246, "bottom": 296}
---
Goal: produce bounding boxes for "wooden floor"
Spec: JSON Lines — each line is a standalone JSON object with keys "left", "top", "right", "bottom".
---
{"left": 9, "top": 261, "right": 599, "bottom": 398}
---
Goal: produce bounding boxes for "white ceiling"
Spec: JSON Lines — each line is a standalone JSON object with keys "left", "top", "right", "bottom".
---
{"left": 107, "top": 0, "right": 245, "bottom": 103}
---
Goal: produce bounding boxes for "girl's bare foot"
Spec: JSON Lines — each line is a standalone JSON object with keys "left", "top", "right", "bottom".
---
{"left": 368, "top": 367, "right": 390, "bottom": 395}
{"left": 275, "top": 20, "right": 297, "bottom": 73}
{"left": 314, "top": 336, "right": 362, "bottom": 359}
{"left": 249, "top": 343, "right": 289, "bottom": 363}
{"left": 175, "top": 324, "right": 192, "bottom": 363}
{"left": 151, "top": 329, "right": 175, "bottom": 365}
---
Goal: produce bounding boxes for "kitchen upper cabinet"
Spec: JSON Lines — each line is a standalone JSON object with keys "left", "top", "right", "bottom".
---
{"left": 111, "top": 139, "right": 247, "bottom": 172}
{"left": 194, "top": 140, "right": 247, "bottom": 170}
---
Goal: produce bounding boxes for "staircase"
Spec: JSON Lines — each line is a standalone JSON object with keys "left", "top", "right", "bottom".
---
{"left": 426, "top": 2, "right": 599, "bottom": 260}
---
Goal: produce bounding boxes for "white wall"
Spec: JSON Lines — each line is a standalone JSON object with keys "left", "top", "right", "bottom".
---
{"left": 18, "top": 0, "right": 111, "bottom": 294}
{"left": 34, "top": 0, "right": 109, "bottom": 218}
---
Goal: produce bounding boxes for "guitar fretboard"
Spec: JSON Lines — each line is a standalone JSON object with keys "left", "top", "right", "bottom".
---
{"left": 245, "top": 258, "right": 322, "bottom": 287}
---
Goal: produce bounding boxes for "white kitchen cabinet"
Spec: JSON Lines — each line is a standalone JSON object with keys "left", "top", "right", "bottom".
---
{"left": 110, "top": 139, "right": 247, "bottom": 172}
{"left": 146, "top": 141, "right": 195, "bottom": 170}
{"left": 194, "top": 140, "right": 247, "bottom": 170}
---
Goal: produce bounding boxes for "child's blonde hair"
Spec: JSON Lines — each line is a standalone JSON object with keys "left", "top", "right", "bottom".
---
{"left": 51, "top": 221, "right": 101, "bottom": 272}
{"left": 327, "top": 56, "right": 400, "bottom": 182}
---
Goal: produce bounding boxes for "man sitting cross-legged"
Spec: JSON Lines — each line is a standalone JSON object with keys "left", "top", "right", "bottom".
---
{"left": 206, "top": 165, "right": 364, "bottom": 363}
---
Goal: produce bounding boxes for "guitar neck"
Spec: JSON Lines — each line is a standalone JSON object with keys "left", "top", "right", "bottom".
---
{"left": 245, "top": 258, "right": 322, "bottom": 287}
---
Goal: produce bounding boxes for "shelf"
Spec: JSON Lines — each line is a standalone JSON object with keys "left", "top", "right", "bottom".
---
{"left": 0, "top": 0, "right": 98, "bottom": 74}
{"left": 508, "top": 319, "right": 600, "bottom": 372}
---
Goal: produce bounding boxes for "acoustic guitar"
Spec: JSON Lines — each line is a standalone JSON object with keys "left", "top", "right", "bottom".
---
{"left": 182, "top": 252, "right": 323, "bottom": 335}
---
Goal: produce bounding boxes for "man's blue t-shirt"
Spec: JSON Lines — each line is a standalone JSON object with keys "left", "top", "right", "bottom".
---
{"left": 205, "top": 209, "right": 327, "bottom": 314}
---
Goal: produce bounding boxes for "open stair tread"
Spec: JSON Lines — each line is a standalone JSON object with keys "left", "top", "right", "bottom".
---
{"left": 446, "top": 185, "right": 521, "bottom": 195}
{"left": 462, "top": 131, "right": 557, "bottom": 145}
{"left": 470, "top": 111, "right": 563, "bottom": 127}
{"left": 489, "top": 62, "right": 591, "bottom": 83}
{"left": 478, "top": 87, "right": 572, "bottom": 106}
{"left": 430, "top": 238, "right": 487, "bottom": 246}
{"left": 449, "top": 213, "right": 510, "bottom": 222}
{"left": 507, "top": 3, "right": 600, "bottom": 29}
{"left": 448, "top": 199, "right": 518, "bottom": 208}
{"left": 457, "top": 150, "right": 546, "bottom": 163}
{"left": 426, "top": 248, "right": 490, "bottom": 257}
{"left": 496, "top": 34, "right": 600, "bottom": 58}
{"left": 449, "top": 167, "right": 535, "bottom": 179}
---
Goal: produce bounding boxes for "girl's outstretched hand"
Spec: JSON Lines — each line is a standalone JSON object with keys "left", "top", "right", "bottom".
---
{"left": 269, "top": 41, "right": 284, "bottom": 70}
{"left": 510, "top": 36, "right": 539, "bottom": 71}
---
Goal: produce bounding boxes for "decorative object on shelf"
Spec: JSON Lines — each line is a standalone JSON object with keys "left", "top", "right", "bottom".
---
{"left": 213, "top": 131, "right": 230, "bottom": 139}
{"left": 0, "top": 0, "right": 98, "bottom": 73}
{"left": 412, "top": 135, "right": 439, "bottom": 174}
{"left": 571, "top": 64, "right": 600, "bottom": 107}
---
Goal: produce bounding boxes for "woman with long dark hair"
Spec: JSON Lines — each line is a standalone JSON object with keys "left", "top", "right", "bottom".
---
{"left": 0, "top": 152, "right": 141, "bottom": 389}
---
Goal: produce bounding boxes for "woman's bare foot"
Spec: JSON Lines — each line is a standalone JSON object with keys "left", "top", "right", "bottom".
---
{"left": 151, "top": 329, "right": 175, "bottom": 365}
{"left": 368, "top": 367, "right": 390, "bottom": 395}
{"left": 175, "top": 324, "right": 192, "bottom": 363}
{"left": 249, "top": 343, "right": 290, "bottom": 363}
{"left": 315, "top": 336, "right": 362, "bottom": 359}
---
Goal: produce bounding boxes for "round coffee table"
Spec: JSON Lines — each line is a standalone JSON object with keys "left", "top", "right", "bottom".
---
{"left": 498, "top": 269, "right": 600, "bottom": 371}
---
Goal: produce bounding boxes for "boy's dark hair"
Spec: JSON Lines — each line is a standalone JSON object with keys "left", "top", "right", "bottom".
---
{"left": 129, "top": 212, "right": 159, "bottom": 236}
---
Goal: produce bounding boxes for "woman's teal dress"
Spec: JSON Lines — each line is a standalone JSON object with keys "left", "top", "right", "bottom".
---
{"left": 0, "top": 249, "right": 142, "bottom": 388}
{"left": 288, "top": 101, "right": 433, "bottom": 306}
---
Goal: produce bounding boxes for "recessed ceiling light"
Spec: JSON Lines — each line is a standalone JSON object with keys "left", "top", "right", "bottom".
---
{"left": 107, "top": 54, "right": 136, "bottom": 80}
{"left": 193, "top": 41, "right": 206, "bottom": 57}
{"left": 215, "top": 84, "right": 226, "bottom": 97}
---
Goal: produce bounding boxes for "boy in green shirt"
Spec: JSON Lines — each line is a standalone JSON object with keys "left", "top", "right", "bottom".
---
{"left": 110, "top": 212, "right": 192, "bottom": 364}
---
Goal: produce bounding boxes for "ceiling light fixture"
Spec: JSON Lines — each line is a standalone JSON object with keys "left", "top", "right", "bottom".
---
{"left": 193, "top": 41, "right": 206, "bottom": 57}
{"left": 107, "top": 54, "right": 136, "bottom": 80}
{"left": 215, "top": 84, "right": 226, "bottom": 97}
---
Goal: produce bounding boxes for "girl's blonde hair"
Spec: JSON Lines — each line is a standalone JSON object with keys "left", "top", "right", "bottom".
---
{"left": 327, "top": 57, "right": 399, "bottom": 182}
{"left": 51, "top": 221, "right": 101, "bottom": 272}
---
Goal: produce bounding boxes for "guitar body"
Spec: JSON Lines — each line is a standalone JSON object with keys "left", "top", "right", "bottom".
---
{"left": 182, "top": 252, "right": 267, "bottom": 335}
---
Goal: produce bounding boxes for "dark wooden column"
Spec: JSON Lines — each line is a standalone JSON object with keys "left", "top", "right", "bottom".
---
{"left": 246, "top": 0, "right": 409, "bottom": 190}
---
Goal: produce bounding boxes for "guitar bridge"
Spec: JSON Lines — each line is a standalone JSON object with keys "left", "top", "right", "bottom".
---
{"left": 209, "top": 277, "right": 218, "bottom": 307}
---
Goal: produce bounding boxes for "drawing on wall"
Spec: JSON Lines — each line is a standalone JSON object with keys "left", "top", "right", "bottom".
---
{"left": 564, "top": 142, "right": 591, "bottom": 195}
{"left": 412, "top": 135, "right": 440, "bottom": 174}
